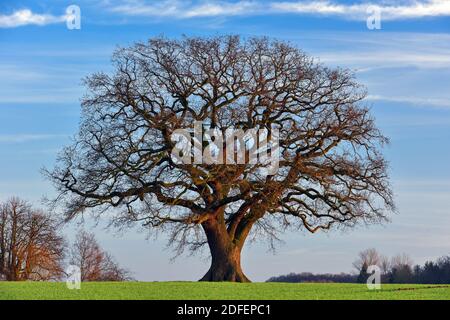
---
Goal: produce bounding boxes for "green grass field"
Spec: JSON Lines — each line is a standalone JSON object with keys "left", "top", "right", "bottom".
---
{"left": 0, "top": 282, "right": 449, "bottom": 300}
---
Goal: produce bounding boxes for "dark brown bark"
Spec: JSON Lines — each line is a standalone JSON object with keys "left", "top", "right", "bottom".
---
{"left": 199, "top": 218, "right": 250, "bottom": 282}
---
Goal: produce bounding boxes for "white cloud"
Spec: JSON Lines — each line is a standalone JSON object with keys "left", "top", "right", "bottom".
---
{"left": 183, "top": 1, "right": 257, "bottom": 18}
{"left": 2, "top": 1, "right": 449, "bottom": 27}
{"left": 0, "top": 9, "right": 66, "bottom": 28}
{"left": 272, "top": 0, "right": 450, "bottom": 20}
{"left": 111, "top": 0, "right": 258, "bottom": 18}
{"left": 109, "top": 0, "right": 450, "bottom": 20}
{"left": 367, "top": 95, "right": 450, "bottom": 109}
{"left": 381, "top": 0, "right": 450, "bottom": 20}
{"left": 0, "top": 134, "right": 67, "bottom": 143}
{"left": 271, "top": 1, "right": 359, "bottom": 16}
{"left": 319, "top": 51, "right": 450, "bottom": 69}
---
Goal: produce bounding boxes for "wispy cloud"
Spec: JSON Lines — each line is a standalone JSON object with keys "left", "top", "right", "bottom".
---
{"left": 319, "top": 51, "right": 450, "bottom": 69}
{"left": 111, "top": 0, "right": 257, "bottom": 18}
{"left": 0, "top": 9, "right": 66, "bottom": 28}
{"left": 367, "top": 95, "right": 450, "bottom": 109}
{"left": 272, "top": 0, "right": 450, "bottom": 20}
{"left": 0, "top": 134, "right": 67, "bottom": 143}
{"left": 109, "top": 0, "right": 450, "bottom": 20}
{"left": 2, "top": 1, "right": 449, "bottom": 28}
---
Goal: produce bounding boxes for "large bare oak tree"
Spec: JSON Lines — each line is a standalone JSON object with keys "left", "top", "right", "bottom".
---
{"left": 46, "top": 36, "right": 394, "bottom": 282}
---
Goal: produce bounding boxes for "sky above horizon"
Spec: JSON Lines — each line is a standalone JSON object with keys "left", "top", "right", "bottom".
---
{"left": 1, "top": 0, "right": 450, "bottom": 282}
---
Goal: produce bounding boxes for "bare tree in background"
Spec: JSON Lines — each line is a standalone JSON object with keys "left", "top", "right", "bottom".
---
{"left": 389, "top": 253, "right": 414, "bottom": 283}
{"left": 391, "top": 253, "right": 413, "bottom": 269}
{"left": 380, "top": 254, "right": 391, "bottom": 276}
{"left": 0, "top": 198, "right": 65, "bottom": 281}
{"left": 70, "top": 230, "right": 130, "bottom": 281}
{"left": 46, "top": 36, "right": 394, "bottom": 282}
{"left": 353, "top": 248, "right": 381, "bottom": 273}
{"left": 353, "top": 248, "right": 382, "bottom": 283}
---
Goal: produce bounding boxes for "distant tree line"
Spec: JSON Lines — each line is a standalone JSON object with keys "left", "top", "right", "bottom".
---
{"left": 0, "top": 198, "right": 131, "bottom": 281}
{"left": 267, "top": 248, "right": 450, "bottom": 284}
{"left": 267, "top": 272, "right": 357, "bottom": 283}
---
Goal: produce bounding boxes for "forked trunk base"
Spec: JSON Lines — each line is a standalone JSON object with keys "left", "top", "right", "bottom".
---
{"left": 199, "top": 262, "right": 250, "bottom": 282}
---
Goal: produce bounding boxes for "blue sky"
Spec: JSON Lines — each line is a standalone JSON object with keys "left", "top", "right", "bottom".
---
{"left": 1, "top": 0, "right": 450, "bottom": 281}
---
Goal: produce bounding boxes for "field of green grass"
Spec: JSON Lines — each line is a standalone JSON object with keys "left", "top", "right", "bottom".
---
{"left": 1, "top": 282, "right": 449, "bottom": 300}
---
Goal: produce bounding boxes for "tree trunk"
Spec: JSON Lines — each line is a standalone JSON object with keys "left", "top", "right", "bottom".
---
{"left": 199, "top": 218, "right": 250, "bottom": 282}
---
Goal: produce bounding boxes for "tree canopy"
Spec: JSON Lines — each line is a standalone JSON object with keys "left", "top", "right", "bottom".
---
{"left": 46, "top": 35, "right": 394, "bottom": 282}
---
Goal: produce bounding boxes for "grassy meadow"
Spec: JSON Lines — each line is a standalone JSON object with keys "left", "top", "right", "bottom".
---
{"left": 0, "top": 282, "right": 449, "bottom": 300}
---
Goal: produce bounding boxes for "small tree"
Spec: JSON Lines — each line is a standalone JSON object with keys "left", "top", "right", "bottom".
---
{"left": 46, "top": 36, "right": 394, "bottom": 282}
{"left": 353, "top": 249, "right": 381, "bottom": 272}
{"left": 353, "top": 248, "right": 383, "bottom": 283}
{"left": 356, "top": 262, "right": 369, "bottom": 283}
{"left": 389, "top": 253, "right": 414, "bottom": 283}
{"left": 69, "top": 230, "right": 130, "bottom": 281}
{"left": 0, "top": 198, "right": 65, "bottom": 281}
